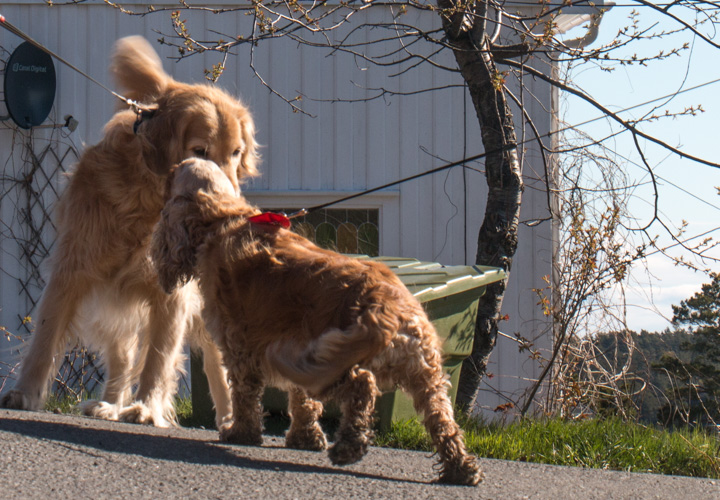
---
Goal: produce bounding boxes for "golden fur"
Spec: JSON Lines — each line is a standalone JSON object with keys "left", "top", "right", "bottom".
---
{"left": 0, "top": 36, "right": 259, "bottom": 428}
{"left": 151, "top": 158, "right": 483, "bottom": 485}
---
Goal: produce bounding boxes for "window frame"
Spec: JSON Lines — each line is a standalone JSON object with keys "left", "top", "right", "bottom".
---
{"left": 243, "top": 189, "right": 400, "bottom": 257}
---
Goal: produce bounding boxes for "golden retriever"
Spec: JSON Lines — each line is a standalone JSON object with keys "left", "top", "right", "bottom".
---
{"left": 150, "top": 158, "right": 483, "bottom": 485}
{"left": 0, "top": 36, "right": 258, "bottom": 428}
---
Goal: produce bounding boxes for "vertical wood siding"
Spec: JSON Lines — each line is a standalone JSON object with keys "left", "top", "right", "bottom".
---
{"left": 0, "top": 1, "right": 553, "bottom": 416}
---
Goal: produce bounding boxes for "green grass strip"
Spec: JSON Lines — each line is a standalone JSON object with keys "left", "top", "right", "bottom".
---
{"left": 376, "top": 416, "right": 720, "bottom": 479}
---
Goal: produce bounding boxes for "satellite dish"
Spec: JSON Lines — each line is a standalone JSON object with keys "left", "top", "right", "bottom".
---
{"left": 4, "top": 41, "right": 56, "bottom": 129}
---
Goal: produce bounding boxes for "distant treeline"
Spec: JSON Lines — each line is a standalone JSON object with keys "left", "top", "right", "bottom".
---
{"left": 592, "top": 330, "right": 700, "bottom": 425}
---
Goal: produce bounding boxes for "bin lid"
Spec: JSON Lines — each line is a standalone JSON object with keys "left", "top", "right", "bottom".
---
{"left": 356, "top": 256, "right": 506, "bottom": 302}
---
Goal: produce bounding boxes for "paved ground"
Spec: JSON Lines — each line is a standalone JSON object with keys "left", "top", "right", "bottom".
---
{"left": 1, "top": 409, "right": 718, "bottom": 499}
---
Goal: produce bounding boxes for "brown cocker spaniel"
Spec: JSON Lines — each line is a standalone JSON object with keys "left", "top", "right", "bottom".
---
{"left": 151, "top": 158, "right": 483, "bottom": 485}
{"left": 1, "top": 36, "right": 259, "bottom": 428}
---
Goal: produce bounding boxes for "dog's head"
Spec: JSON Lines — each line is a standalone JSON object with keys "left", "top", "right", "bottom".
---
{"left": 151, "top": 158, "right": 253, "bottom": 293}
{"left": 111, "top": 36, "right": 259, "bottom": 191}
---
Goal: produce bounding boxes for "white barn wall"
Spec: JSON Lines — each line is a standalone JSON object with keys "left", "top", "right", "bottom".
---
{"left": 0, "top": 0, "right": 553, "bottom": 415}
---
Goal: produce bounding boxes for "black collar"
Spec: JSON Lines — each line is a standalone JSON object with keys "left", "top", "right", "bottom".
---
{"left": 133, "top": 108, "right": 157, "bottom": 134}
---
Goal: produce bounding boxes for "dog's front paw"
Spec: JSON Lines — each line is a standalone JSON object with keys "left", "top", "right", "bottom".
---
{"left": 219, "top": 421, "right": 263, "bottom": 446}
{"left": 328, "top": 436, "right": 370, "bottom": 466}
{"left": 216, "top": 411, "right": 234, "bottom": 431}
{"left": 80, "top": 400, "right": 119, "bottom": 420}
{"left": 118, "top": 402, "right": 172, "bottom": 427}
{"left": 119, "top": 402, "right": 154, "bottom": 425}
{"left": 0, "top": 389, "right": 36, "bottom": 410}
{"left": 437, "top": 456, "right": 484, "bottom": 486}
{"left": 285, "top": 423, "right": 328, "bottom": 451}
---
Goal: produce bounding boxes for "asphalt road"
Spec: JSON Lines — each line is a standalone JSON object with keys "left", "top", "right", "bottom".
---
{"left": 1, "top": 409, "right": 718, "bottom": 499}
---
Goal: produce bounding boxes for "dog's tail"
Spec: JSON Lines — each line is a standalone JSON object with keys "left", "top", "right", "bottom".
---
{"left": 110, "top": 36, "right": 170, "bottom": 103}
{"left": 266, "top": 303, "right": 397, "bottom": 395}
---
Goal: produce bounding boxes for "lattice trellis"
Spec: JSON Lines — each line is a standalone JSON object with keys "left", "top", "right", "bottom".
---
{"left": 1, "top": 128, "right": 104, "bottom": 402}
{"left": 18, "top": 138, "right": 72, "bottom": 309}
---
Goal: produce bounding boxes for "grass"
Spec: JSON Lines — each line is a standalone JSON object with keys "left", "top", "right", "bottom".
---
{"left": 377, "top": 415, "right": 720, "bottom": 479}
{"left": 49, "top": 395, "right": 720, "bottom": 479}
{"left": 44, "top": 394, "right": 82, "bottom": 415}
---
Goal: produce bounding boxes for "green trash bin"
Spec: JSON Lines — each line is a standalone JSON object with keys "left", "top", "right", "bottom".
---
{"left": 190, "top": 256, "right": 506, "bottom": 430}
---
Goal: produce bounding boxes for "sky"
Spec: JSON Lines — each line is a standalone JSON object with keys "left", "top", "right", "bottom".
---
{"left": 561, "top": 2, "right": 720, "bottom": 332}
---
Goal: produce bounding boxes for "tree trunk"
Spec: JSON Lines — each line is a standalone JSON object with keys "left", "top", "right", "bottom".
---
{"left": 436, "top": 4, "right": 524, "bottom": 412}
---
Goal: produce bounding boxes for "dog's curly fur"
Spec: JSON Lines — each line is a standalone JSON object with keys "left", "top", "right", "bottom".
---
{"left": 151, "top": 158, "right": 484, "bottom": 485}
{"left": 0, "top": 37, "right": 259, "bottom": 428}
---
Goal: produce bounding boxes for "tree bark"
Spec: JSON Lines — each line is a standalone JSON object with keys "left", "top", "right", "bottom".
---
{"left": 436, "top": 2, "right": 524, "bottom": 412}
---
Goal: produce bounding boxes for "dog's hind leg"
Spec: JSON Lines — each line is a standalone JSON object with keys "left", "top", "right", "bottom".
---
{"left": 391, "top": 318, "right": 483, "bottom": 486}
{"left": 0, "top": 275, "right": 85, "bottom": 411}
{"left": 326, "top": 366, "right": 378, "bottom": 466}
{"left": 285, "top": 387, "right": 327, "bottom": 451}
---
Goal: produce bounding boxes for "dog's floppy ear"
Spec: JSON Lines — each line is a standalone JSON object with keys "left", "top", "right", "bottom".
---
{"left": 237, "top": 106, "right": 260, "bottom": 181}
{"left": 151, "top": 199, "right": 200, "bottom": 294}
{"left": 195, "top": 189, "right": 257, "bottom": 223}
{"left": 110, "top": 36, "right": 171, "bottom": 104}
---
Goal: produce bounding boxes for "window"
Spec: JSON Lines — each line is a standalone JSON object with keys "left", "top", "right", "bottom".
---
{"left": 267, "top": 208, "right": 379, "bottom": 256}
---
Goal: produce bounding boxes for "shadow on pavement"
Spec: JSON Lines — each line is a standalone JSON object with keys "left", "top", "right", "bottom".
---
{"left": 1, "top": 413, "right": 427, "bottom": 485}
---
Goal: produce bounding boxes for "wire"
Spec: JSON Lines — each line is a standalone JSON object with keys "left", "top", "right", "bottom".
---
{"left": 2, "top": 10, "right": 718, "bottom": 218}
{"left": 562, "top": 77, "right": 720, "bottom": 133}
{"left": 290, "top": 73, "right": 720, "bottom": 215}
{"left": 644, "top": 224, "right": 720, "bottom": 257}
{"left": 656, "top": 173, "right": 720, "bottom": 212}
{"left": 493, "top": 0, "right": 719, "bottom": 7}
{"left": 290, "top": 146, "right": 512, "bottom": 217}
{"left": 0, "top": 13, "right": 151, "bottom": 113}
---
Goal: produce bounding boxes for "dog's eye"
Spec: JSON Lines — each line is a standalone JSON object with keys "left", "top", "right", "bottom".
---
{"left": 192, "top": 148, "right": 208, "bottom": 158}
{"left": 232, "top": 148, "right": 242, "bottom": 157}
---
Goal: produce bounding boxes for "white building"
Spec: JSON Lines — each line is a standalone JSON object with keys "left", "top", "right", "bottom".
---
{"left": 0, "top": 0, "right": 607, "bottom": 417}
